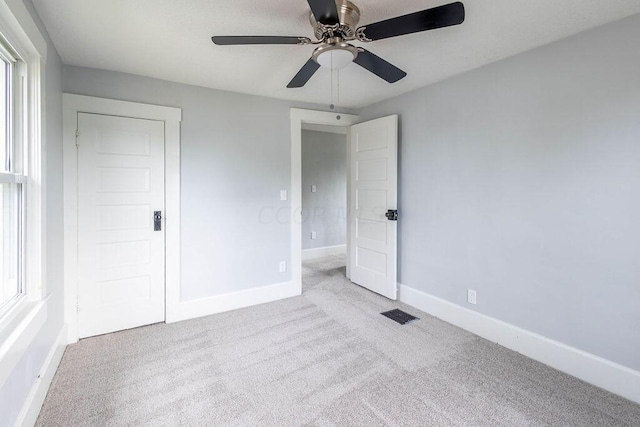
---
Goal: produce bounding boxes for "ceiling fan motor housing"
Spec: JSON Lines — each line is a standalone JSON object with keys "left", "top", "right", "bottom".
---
{"left": 310, "top": 0, "right": 361, "bottom": 39}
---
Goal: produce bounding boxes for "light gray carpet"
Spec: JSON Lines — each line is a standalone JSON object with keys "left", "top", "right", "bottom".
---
{"left": 37, "top": 255, "right": 640, "bottom": 426}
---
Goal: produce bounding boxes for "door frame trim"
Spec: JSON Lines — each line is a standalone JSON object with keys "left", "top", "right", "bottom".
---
{"left": 289, "top": 109, "right": 358, "bottom": 292}
{"left": 63, "top": 94, "right": 182, "bottom": 343}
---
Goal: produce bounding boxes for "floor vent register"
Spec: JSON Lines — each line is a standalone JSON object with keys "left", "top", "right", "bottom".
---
{"left": 381, "top": 309, "right": 419, "bottom": 325}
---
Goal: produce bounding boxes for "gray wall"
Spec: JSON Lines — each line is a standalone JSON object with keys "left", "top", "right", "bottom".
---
{"left": 302, "top": 130, "right": 346, "bottom": 250}
{"left": 63, "top": 66, "right": 332, "bottom": 300}
{"left": 0, "top": 0, "right": 64, "bottom": 424}
{"left": 359, "top": 14, "right": 640, "bottom": 371}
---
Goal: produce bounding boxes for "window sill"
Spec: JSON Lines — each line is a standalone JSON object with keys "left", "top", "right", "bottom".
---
{"left": 0, "top": 297, "right": 47, "bottom": 387}
{"left": 0, "top": 295, "right": 29, "bottom": 333}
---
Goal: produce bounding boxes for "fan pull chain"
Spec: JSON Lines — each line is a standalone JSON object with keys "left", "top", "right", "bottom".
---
{"left": 336, "top": 68, "right": 341, "bottom": 120}
{"left": 330, "top": 54, "right": 335, "bottom": 111}
{"left": 328, "top": 53, "right": 340, "bottom": 120}
{"left": 329, "top": 54, "right": 336, "bottom": 110}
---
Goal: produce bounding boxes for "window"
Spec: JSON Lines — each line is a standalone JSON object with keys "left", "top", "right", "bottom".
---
{"left": 0, "top": 39, "right": 26, "bottom": 313}
{"left": 0, "top": 2, "right": 47, "bottom": 415}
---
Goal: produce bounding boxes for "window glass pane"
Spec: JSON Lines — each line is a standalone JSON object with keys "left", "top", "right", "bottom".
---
{"left": 0, "top": 183, "right": 20, "bottom": 307}
{"left": 0, "top": 60, "right": 6, "bottom": 172}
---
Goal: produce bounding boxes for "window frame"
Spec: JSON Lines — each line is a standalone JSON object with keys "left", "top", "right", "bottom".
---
{"left": 0, "top": 38, "right": 27, "bottom": 319}
{"left": 0, "top": 0, "right": 47, "bottom": 338}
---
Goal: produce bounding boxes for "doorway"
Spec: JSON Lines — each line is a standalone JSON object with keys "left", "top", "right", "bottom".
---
{"left": 290, "top": 109, "right": 399, "bottom": 301}
{"left": 289, "top": 109, "right": 358, "bottom": 296}
{"left": 301, "top": 125, "right": 348, "bottom": 290}
{"left": 63, "top": 94, "right": 182, "bottom": 343}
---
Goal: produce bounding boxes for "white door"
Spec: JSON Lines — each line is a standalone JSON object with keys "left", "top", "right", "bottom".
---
{"left": 77, "top": 113, "right": 165, "bottom": 338}
{"left": 349, "top": 115, "right": 398, "bottom": 299}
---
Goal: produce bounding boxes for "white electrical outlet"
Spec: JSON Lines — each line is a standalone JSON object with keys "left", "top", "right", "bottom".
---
{"left": 311, "top": 185, "right": 317, "bottom": 193}
{"left": 311, "top": 231, "right": 317, "bottom": 239}
{"left": 279, "top": 261, "right": 287, "bottom": 273}
{"left": 280, "top": 190, "right": 287, "bottom": 201}
{"left": 467, "top": 289, "right": 477, "bottom": 305}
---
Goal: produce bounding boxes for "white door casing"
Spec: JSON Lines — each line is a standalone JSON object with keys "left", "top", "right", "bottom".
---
{"left": 349, "top": 115, "right": 398, "bottom": 300}
{"left": 77, "top": 113, "right": 165, "bottom": 338}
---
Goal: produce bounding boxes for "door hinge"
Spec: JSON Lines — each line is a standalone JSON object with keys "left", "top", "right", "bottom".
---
{"left": 75, "top": 129, "right": 80, "bottom": 147}
{"left": 76, "top": 298, "right": 80, "bottom": 312}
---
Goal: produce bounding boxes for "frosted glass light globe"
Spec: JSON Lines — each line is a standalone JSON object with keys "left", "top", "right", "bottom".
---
{"left": 316, "top": 49, "right": 355, "bottom": 69}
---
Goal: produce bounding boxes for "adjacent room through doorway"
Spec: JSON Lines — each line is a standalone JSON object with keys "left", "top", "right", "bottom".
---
{"left": 301, "top": 125, "right": 348, "bottom": 289}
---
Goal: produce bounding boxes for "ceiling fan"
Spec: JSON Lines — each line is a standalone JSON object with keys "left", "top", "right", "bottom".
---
{"left": 211, "top": 0, "right": 465, "bottom": 88}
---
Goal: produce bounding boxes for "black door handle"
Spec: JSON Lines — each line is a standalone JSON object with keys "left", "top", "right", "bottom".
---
{"left": 154, "top": 211, "right": 162, "bottom": 231}
{"left": 385, "top": 210, "right": 398, "bottom": 221}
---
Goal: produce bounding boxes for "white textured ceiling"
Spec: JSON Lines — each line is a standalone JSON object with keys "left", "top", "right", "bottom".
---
{"left": 33, "top": 0, "right": 640, "bottom": 108}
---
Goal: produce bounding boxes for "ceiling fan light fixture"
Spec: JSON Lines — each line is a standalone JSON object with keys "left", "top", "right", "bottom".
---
{"left": 317, "top": 49, "right": 354, "bottom": 69}
{"left": 312, "top": 42, "right": 358, "bottom": 69}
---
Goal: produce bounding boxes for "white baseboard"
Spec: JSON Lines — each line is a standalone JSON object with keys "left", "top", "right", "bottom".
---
{"left": 302, "top": 244, "right": 346, "bottom": 260}
{"left": 399, "top": 284, "right": 640, "bottom": 404}
{"left": 16, "top": 324, "right": 67, "bottom": 427}
{"left": 167, "top": 281, "right": 300, "bottom": 323}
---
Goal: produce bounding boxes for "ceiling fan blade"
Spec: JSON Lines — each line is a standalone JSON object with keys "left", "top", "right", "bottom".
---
{"left": 353, "top": 49, "right": 407, "bottom": 83}
{"left": 287, "top": 58, "right": 321, "bottom": 88}
{"left": 358, "top": 2, "right": 465, "bottom": 41}
{"left": 307, "top": 0, "right": 340, "bottom": 25}
{"left": 211, "top": 36, "right": 308, "bottom": 45}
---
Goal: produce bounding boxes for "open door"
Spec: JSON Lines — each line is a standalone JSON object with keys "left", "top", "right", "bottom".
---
{"left": 349, "top": 115, "right": 398, "bottom": 300}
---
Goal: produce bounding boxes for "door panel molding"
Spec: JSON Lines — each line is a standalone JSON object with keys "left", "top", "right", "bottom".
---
{"left": 63, "top": 94, "right": 181, "bottom": 343}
